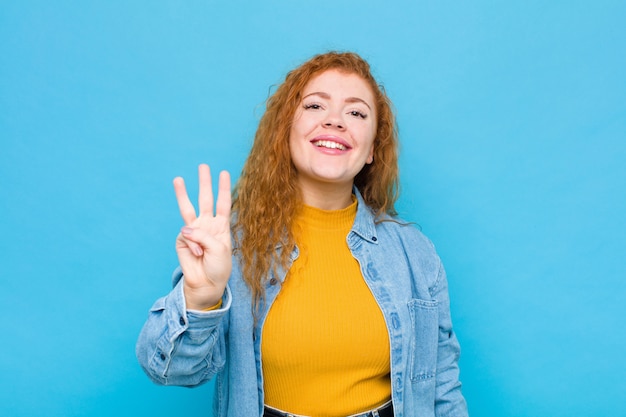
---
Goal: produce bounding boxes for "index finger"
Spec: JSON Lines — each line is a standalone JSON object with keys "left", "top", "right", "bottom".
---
{"left": 215, "top": 170, "right": 231, "bottom": 218}
{"left": 173, "top": 176, "right": 197, "bottom": 224}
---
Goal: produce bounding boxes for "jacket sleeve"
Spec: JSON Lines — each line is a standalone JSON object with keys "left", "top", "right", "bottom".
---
{"left": 135, "top": 268, "right": 231, "bottom": 387}
{"left": 432, "top": 262, "right": 469, "bottom": 416}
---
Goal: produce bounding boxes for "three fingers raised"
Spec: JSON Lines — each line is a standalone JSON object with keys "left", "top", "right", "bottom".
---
{"left": 174, "top": 164, "right": 231, "bottom": 224}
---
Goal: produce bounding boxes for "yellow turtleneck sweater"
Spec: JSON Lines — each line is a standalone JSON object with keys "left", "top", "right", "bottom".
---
{"left": 261, "top": 199, "right": 391, "bottom": 417}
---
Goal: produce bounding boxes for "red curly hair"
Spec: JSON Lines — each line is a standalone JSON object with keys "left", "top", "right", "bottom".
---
{"left": 232, "top": 51, "right": 399, "bottom": 306}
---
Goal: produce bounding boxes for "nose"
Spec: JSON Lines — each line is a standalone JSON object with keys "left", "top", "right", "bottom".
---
{"left": 323, "top": 116, "right": 345, "bottom": 130}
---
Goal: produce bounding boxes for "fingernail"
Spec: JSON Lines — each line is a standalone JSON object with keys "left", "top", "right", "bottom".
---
{"left": 181, "top": 226, "right": 193, "bottom": 235}
{"left": 193, "top": 247, "right": 204, "bottom": 257}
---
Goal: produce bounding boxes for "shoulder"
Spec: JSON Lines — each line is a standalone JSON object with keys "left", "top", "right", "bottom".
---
{"left": 373, "top": 215, "right": 443, "bottom": 289}
{"left": 375, "top": 215, "right": 437, "bottom": 254}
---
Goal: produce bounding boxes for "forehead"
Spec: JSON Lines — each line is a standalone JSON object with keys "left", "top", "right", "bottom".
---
{"left": 302, "top": 69, "right": 375, "bottom": 104}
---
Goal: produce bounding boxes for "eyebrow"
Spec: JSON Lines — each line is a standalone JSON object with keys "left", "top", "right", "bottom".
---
{"left": 303, "top": 92, "right": 372, "bottom": 110}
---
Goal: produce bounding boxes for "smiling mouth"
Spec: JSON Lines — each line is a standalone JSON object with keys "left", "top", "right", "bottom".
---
{"left": 312, "top": 139, "right": 349, "bottom": 151}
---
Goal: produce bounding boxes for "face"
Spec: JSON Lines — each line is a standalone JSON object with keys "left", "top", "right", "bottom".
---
{"left": 289, "top": 69, "right": 377, "bottom": 200}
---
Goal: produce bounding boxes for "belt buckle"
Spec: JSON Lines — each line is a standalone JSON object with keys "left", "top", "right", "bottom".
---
{"left": 347, "top": 400, "right": 391, "bottom": 417}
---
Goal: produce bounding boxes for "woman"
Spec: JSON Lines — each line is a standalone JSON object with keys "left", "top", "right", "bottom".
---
{"left": 136, "top": 51, "right": 468, "bottom": 417}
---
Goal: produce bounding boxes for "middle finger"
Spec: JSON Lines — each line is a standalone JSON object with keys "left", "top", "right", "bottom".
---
{"left": 198, "top": 164, "right": 215, "bottom": 216}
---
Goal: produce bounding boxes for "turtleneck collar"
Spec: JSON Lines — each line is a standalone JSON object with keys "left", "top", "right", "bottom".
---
{"left": 295, "top": 195, "right": 357, "bottom": 231}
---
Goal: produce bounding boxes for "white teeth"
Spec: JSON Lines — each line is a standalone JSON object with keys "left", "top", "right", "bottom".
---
{"left": 314, "top": 140, "right": 346, "bottom": 150}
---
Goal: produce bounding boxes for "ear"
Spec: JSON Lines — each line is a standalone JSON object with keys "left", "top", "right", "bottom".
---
{"left": 366, "top": 144, "right": 374, "bottom": 164}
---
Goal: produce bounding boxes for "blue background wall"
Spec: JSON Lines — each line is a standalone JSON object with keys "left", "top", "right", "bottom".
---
{"left": 1, "top": 1, "right": 625, "bottom": 416}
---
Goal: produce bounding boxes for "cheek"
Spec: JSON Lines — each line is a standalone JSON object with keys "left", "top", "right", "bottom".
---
{"left": 291, "top": 110, "right": 316, "bottom": 135}
{"left": 288, "top": 126, "right": 307, "bottom": 165}
{"left": 366, "top": 143, "right": 375, "bottom": 164}
{"left": 365, "top": 125, "right": 376, "bottom": 162}
{"left": 365, "top": 125, "right": 376, "bottom": 151}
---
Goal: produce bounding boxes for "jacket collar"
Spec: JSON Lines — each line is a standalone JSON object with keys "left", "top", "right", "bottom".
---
{"left": 351, "top": 187, "right": 379, "bottom": 244}
{"left": 267, "top": 187, "right": 381, "bottom": 251}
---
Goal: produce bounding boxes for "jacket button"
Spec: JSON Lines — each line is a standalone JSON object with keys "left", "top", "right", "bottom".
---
{"left": 269, "top": 278, "right": 278, "bottom": 286}
{"left": 159, "top": 353, "right": 166, "bottom": 361}
{"left": 372, "top": 236, "right": 377, "bottom": 242}
{"left": 179, "top": 316, "right": 185, "bottom": 326}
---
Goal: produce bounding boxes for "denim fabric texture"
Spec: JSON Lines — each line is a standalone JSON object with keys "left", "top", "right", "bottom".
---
{"left": 136, "top": 190, "right": 468, "bottom": 417}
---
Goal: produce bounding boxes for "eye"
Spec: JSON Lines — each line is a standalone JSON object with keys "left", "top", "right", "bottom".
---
{"left": 303, "top": 103, "right": 323, "bottom": 110}
{"left": 349, "top": 110, "right": 367, "bottom": 119}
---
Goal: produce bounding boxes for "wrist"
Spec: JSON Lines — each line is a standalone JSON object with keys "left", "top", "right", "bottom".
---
{"left": 183, "top": 284, "right": 225, "bottom": 311}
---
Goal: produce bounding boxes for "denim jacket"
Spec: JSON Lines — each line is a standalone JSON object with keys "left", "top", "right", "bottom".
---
{"left": 136, "top": 191, "right": 468, "bottom": 417}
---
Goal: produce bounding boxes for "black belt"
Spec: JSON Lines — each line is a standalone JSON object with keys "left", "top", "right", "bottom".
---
{"left": 263, "top": 400, "right": 393, "bottom": 417}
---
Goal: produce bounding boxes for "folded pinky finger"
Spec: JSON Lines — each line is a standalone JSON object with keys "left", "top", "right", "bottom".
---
{"left": 188, "top": 241, "right": 204, "bottom": 257}
{"left": 177, "top": 233, "right": 204, "bottom": 257}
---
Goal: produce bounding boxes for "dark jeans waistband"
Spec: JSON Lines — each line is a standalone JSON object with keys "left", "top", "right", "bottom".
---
{"left": 263, "top": 400, "right": 393, "bottom": 417}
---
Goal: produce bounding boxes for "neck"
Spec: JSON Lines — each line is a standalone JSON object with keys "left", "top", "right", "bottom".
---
{"left": 298, "top": 181, "right": 354, "bottom": 210}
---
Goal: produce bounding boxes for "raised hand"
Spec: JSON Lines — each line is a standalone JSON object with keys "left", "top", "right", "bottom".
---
{"left": 173, "top": 164, "right": 232, "bottom": 310}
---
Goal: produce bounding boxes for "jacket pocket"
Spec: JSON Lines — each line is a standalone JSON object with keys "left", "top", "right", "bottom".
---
{"left": 408, "top": 298, "right": 438, "bottom": 382}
